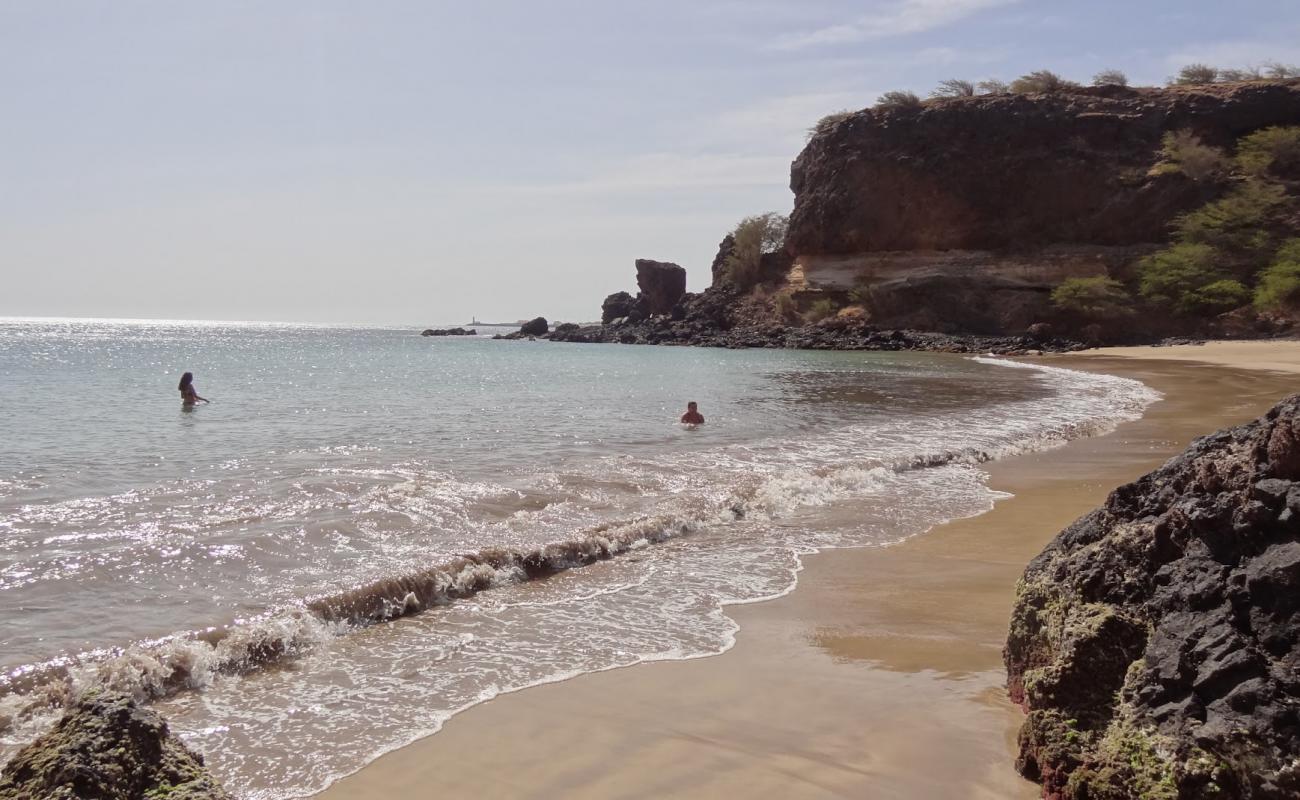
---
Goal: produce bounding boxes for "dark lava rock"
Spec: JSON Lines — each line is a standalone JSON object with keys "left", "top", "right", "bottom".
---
{"left": 519, "top": 317, "right": 548, "bottom": 336}
{"left": 601, "top": 291, "right": 635, "bottom": 324}
{"left": 634, "top": 259, "right": 687, "bottom": 316}
{"left": 0, "top": 692, "right": 232, "bottom": 800}
{"left": 420, "top": 327, "right": 476, "bottom": 336}
{"left": 1005, "top": 394, "right": 1300, "bottom": 799}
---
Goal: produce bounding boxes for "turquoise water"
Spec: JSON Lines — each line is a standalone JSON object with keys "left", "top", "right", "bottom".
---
{"left": 0, "top": 318, "right": 1159, "bottom": 798}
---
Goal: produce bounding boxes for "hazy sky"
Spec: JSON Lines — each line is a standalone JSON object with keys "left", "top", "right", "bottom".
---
{"left": 4, "top": 1, "right": 1299, "bottom": 325}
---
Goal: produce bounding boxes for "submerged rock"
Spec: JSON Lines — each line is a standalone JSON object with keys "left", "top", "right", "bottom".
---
{"left": 1005, "top": 394, "right": 1300, "bottom": 799}
{"left": 0, "top": 692, "right": 231, "bottom": 800}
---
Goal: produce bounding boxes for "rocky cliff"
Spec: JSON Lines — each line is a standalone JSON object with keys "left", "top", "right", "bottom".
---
{"left": 1005, "top": 395, "right": 1300, "bottom": 799}
{"left": 0, "top": 692, "right": 231, "bottom": 800}
{"left": 787, "top": 81, "right": 1300, "bottom": 335}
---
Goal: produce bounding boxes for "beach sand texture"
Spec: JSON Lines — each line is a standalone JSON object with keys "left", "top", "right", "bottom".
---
{"left": 317, "top": 345, "right": 1299, "bottom": 800}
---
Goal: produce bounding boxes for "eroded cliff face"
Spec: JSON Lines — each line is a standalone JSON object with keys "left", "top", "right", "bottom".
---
{"left": 785, "top": 81, "right": 1300, "bottom": 335}
{"left": 1005, "top": 395, "right": 1300, "bottom": 799}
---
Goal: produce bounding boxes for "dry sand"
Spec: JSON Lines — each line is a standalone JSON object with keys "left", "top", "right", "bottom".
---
{"left": 316, "top": 345, "right": 1300, "bottom": 800}
{"left": 1073, "top": 339, "right": 1300, "bottom": 374}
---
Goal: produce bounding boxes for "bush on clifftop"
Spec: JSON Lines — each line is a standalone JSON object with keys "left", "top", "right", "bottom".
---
{"left": 1009, "top": 70, "right": 1079, "bottom": 94}
{"left": 930, "top": 79, "right": 975, "bottom": 98}
{"left": 1092, "top": 69, "right": 1129, "bottom": 87}
{"left": 874, "top": 90, "right": 922, "bottom": 109}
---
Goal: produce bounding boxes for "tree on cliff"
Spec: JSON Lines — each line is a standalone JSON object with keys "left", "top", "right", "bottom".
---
{"left": 723, "top": 213, "right": 788, "bottom": 289}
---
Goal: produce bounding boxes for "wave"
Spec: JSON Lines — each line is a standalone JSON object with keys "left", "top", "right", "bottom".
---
{"left": 0, "top": 357, "right": 1160, "bottom": 746}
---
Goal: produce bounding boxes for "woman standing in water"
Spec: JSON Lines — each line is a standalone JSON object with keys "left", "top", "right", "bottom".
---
{"left": 178, "top": 372, "right": 210, "bottom": 406}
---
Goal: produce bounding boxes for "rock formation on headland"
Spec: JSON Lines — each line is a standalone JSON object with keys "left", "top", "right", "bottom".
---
{"left": 786, "top": 81, "right": 1300, "bottom": 337}
{"left": 635, "top": 259, "right": 686, "bottom": 316}
{"left": 1005, "top": 394, "right": 1300, "bottom": 799}
{"left": 0, "top": 692, "right": 231, "bottom": 800}
{"left": 500, "top": 80, "right": 1300, "bottom": 351}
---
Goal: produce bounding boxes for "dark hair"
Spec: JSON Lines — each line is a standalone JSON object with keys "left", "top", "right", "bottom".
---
{"left": 687, "top": 401, "right": 697, "bottom": 408}
{"left": 179, "top": 372, "right": 193, "bottom": 391}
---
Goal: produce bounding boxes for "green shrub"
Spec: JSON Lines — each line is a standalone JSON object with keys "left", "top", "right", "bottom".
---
{"left": 1172, "top": 180, "right": 1290, "bottom": 265}
{"left": 723, "top": 213, "right": 788, "bottom": 289}
{"left": 1236, "top": 126, "right": 1300, "bottom": 177}
{"left": 1171, "top": 64, "right": 1219, "bottom": 85}
{"left": 1050, "top": 277, "right": 1133, "bottom": 318}
{"left": 875, "top": 90, "right": 922, "bottom": 109}
{"left": 804, "top": 298, "right": 838, "bottom": 322}
{"left": 977, "top": 79, "right": 1010, "bottom": 94}
{"left": 1190, "top": 279, "right": 1252, "bottom": 310}
{"left": 1092, "top": 69, "right": 1129, "bottom": 87}
{"left": 1010, "top": 70, "right": 1080, "bottom": 93}
{"left": 1218, "top": 67, "right": 1264, "bottom": 82}
{"left": 1254, "top": 239, "right": 1300, "bottom": 310}
{"left": 807, "top": 110, "right": 854, "bottom": 141}
{"left": 930, "top": 79, "right": 975, "bottom": 98}
{"left": 1138, "top": 242, "right": 1247, "bottom": 314}
{"left": 1263, "top": 60, "right": 1300, "bottom": 79}
{"left": 773, "top": 292, "right": 798, "bottom": 320}
{"left": 1156, "top": 130, "right": 1229, "bottom": 181}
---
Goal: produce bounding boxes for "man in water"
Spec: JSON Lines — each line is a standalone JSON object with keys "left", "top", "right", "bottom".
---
{"left": 680, "top": 401, "right": 704, "bottom": 425}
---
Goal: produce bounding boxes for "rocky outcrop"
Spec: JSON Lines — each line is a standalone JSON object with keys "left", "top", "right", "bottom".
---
{"left": 421, "top": 327, "right": 477, "bottom": 336}
{"left": 789, "top": 82, "right": 1300, "bottom": 254}
{"left": 1006, "top": 395, "right": 1300, "bottom": 799}
{"left": 519, "top": 317, "right": 548, "bottom": 336}
{"left": 635, "top": 260, "right": 687, "bottom": 315}
{"left": 784, "top": 81, "right": 1300, "bottom": 338}
{"left": 601, "top": 291, "right": 636, "bottom": 324}
{"left": 0, "top": 692, "right": 231, "bottom": 800}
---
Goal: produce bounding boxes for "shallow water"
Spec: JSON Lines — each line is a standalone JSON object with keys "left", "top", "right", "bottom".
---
{"left": 0, "top": 319, "right": 1159, "bottom": 798}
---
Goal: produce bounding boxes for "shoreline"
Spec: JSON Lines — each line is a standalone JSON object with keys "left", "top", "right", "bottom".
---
{"left": 314, "top": 344, "right": 1299, "bottom": 800}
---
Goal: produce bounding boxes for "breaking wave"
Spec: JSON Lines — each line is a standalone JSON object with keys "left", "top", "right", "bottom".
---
{"left": 0, "top": 357, "right": 1160, "bottom": 744}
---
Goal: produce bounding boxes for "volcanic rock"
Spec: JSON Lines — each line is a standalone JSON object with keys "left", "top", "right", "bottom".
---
{"left": 519, "top": 317, "right": 548, "bottom": 336}
{"left": 601, "top": 291, "right": 635, "bottom": 324}
{"left": 1005, "top": 394, "right": 1300, "bottom": 799}
{"left": 635, "top": 260, "right": 687, "bottom": 316}
{"left": 0, "top": 692, "right": 232, "bottom": 800}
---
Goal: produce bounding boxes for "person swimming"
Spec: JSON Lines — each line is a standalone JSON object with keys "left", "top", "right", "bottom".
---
{"left": 178, "top": 372, "right": 209, "bottom": 406}
{"left": 680, "top": 401, "right": 704, "bottom": 425}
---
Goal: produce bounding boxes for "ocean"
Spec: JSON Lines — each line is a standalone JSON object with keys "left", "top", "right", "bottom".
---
{"left": 0, "top": 318, "right": 1159, "bottom": 798}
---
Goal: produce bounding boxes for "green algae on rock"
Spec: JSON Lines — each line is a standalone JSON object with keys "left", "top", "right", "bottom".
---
{"left": 1006, "top": 394, "right": 1300, "bottom": 798}
{"left": 0, "top": 692, "right": 231, "bottom": 800}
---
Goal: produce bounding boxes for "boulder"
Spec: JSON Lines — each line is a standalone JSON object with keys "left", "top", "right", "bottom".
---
{"left": 519, "top": 317, "right": 548, "bottom": 336}
{"left": 601, "top": 291, "right": 635, "bottom": 325}
{"left": 635, "top": 260, "right": 687, "bottom": 316}
{"left": 0, "top": 692, "right": 232, "bottom": 800}
{"left": 1006, "top": 394, "right": 1300, "bottom": 799}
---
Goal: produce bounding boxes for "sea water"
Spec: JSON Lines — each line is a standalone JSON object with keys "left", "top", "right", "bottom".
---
{"left": 0, "top": 318, "right": 1159, "bottom": 798}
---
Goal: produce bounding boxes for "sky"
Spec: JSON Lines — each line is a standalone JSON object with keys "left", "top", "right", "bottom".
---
{"left": 3, "top": 1, "right": 1300, "bottom": 326}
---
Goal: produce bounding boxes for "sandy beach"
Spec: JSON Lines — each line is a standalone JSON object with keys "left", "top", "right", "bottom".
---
{"left": 316, "top": 344, "right": 1299, "bottom": 800}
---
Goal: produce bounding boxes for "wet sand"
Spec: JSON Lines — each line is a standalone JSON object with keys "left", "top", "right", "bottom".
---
{"left": 316, "top": 349, "right": 1298, "bottom": 800}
